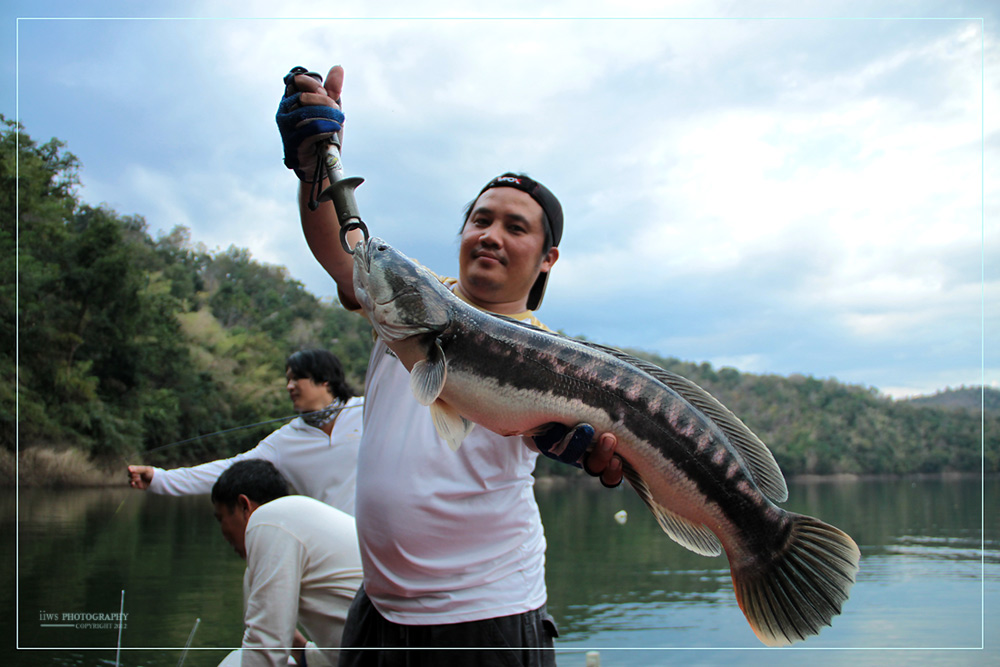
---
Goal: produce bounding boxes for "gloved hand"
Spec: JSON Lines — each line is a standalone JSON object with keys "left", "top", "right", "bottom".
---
{"left": 533, "top": 423, "right": 624, "bottom": 488}
{"left": 276, "top": 66, "right": 345, "bottom": 182}
{"left": 533, "top": 423, "right": 593, "bottom": 468}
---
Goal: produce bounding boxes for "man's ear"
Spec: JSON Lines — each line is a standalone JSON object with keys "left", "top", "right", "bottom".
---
{"left": 237, "top": 494, "right": 254, "bottom": 517}
{"left": 540, "top": 246, "right": 559, "bottom": 272}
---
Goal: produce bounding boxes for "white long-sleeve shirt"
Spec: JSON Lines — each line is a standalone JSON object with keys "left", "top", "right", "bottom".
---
{"left": 147, "top": 396, "right": 363, "bottom": 515}
{"left": 241, "top": 495, "right": 363, "bottom": 667}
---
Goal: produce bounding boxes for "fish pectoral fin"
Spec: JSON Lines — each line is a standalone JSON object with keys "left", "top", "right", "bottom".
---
{"left": 410, "top": 340, "right": 447, "bottom": 406}
{"left": 430, "top": 400, "right": 474, "bottom": 451}
{"left": 622, "top": 463, "right": 722, "bottom": 557}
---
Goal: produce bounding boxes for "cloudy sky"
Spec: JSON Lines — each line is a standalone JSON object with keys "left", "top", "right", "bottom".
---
{"left": 5, "top": 1, "right": 997, "bottom": 399}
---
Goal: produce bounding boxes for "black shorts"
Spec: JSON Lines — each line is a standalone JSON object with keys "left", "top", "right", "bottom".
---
{"left": 337, "top": 586, "right": 559, "bottom": 667}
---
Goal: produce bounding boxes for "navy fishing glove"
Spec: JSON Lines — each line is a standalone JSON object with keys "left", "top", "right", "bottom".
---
{"left": 276, "top": 66, "right": 345, "bottom": 182}
{"left": 533, "top": 423, "right": 594, "bottom": 468}
{"left": 535, "top": 423, "right": 625, "bottom": 488}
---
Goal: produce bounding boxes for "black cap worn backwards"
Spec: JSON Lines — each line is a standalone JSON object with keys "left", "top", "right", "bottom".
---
{"left": 475, "top": 173, "right": 563, "bottom": 310}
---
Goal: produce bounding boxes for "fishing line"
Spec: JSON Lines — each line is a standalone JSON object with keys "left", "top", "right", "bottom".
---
{"left": 117, "top": 403, "right": 362, "bottom": 518}
{"left": 137, "top": 403, "right": 364, "bottom": 457}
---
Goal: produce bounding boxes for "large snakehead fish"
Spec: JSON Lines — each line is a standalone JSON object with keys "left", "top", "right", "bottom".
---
{"left": 352, "top": 236, "right": 860, "bottom": 647}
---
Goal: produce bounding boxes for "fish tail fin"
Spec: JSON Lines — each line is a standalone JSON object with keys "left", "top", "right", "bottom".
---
{"left": 731, "top": 513, "right": 860, "bottom": 647}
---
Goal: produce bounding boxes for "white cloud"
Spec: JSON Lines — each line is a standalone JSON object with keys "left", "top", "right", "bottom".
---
{"left": 11, "top": 7, "right": 995, "bottom": 398}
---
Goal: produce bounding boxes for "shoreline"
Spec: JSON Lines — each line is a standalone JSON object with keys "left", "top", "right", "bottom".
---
{"left": 786, "top": 470, "right": 990, "bottom": 483}
{"left": 533, "top": 469, "right": 995, "bottom": 491}
{"left": 5, "top": 445, "right": 996, "bottom": 490}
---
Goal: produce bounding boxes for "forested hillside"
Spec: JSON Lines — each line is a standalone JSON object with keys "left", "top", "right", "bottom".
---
{"left": 3, "top": 117, "right": 372, "bottom": 471}
{"left": 4, "top": 118, "right": 996, "bottom": 481}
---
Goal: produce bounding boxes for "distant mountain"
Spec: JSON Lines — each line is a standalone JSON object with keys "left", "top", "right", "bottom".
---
{"left": 903, "top": 386, "right": 999, "bottom": 413}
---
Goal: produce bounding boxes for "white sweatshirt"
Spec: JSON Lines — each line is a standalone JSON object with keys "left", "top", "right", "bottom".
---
{"left": 241, "top": 495, "right": 363, "bottom": 667}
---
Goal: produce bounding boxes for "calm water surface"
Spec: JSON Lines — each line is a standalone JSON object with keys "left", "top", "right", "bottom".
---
{"left": 4, "top": 477, "right": 998, "bottom": 666}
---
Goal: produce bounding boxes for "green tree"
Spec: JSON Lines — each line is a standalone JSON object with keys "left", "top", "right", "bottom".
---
{"left": 3, "top": 116, "right": 84, "bottom": 449}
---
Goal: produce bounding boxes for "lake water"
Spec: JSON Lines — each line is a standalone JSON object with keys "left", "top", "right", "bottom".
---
{"left": 4, "top": 476, "right": 998, "bottom": 666}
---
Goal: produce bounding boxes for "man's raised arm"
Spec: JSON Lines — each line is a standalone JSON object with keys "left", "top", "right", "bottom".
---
{"left": 278, "top": 65, "right": 361, "bottom": 309}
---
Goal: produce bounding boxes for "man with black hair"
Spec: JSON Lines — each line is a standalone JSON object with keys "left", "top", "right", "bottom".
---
{"left": 212, "top": 459, "right": 362, "bottom": 667}
{"left": 279, "top": 66, "right": 624, "bottom": 666}
{"left": 128, "top": 348, "right": 363, "bottom": 514}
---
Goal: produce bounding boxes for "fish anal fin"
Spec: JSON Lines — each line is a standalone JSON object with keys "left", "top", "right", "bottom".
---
{"left": 410, "top": 339, "right": 447, "bottom": 406}
{"left": 622, "top": 463, "right": 722, "bottom": 557}
{"left": 430, "top": 399, "right": 474, "bottom": 451}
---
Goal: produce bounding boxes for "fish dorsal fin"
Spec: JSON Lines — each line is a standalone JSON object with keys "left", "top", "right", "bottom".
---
{"left": 622, "top": 462, "right": 722, "bottom": 557}
{"left": 581, "top": 342, "right": 788, "bottom": 503}
{"left": 430, "top": 399, "right": 474, "bottom": 451}
{"left": 650, "top": 367, "right": 787, "bottom": 503}
{"left": 410, "top": 339, "right": 448, "bottom": 406}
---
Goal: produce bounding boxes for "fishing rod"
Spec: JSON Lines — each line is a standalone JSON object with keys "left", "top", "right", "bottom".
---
{"left": 177, "top": 617, "right": 200, "bottom": 667}
{"left": 137, "top": 403, "right": 364, "bottom": 457}
{"left": 115, "top": 589, "right": 125, "bottom": 667}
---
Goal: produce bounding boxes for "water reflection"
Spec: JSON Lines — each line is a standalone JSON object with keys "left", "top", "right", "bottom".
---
{"left": 4, "top": 476, "right": 998, "bottom": 666}
{"left": 537, "top": 475, "right": 997, "bottom": 653}
{"left": 8, "top": 489, "right": 247, "bottom": 666}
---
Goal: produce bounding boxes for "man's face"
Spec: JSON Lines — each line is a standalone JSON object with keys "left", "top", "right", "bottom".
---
{"left": 458, "top": 187, "right": 558, "bottom": 312}
{"left": 286, "top": 369, "right": 333, "bottom": 413}
{"left": 213, "top": 500, "right": 250, "bottom": 560}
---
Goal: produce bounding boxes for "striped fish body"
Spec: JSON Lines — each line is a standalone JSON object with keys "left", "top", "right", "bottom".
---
{"left": 438, "top": 316, "right": 780, "bottom": 553}
{"left": 353, "top": 237, "right": 860, "bottom": 647}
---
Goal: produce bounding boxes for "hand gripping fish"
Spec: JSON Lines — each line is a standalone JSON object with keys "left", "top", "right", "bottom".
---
{"left": 353, "top": 237, "right": 860, "bottom": 647}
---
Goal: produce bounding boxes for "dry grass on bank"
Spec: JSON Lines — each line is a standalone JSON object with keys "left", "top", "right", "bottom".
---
{"left": 8, "top": 446, "right": 116, "bottom": 488}
{"left": 0, "top": 447, "right": 14, "bottom": 486}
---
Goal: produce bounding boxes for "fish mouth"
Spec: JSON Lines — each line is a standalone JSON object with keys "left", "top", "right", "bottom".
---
{"left": 355, "top": 238, "right": 413, "bottom": 307}
{"left": 355, "top": 237, "right": 374, "bottom": 272}
{"left": 352, "top": 238, "right": 375, "bottom": 312}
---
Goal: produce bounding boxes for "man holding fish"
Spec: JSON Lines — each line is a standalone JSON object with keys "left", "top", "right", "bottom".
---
{"left": 278, "top": 65, "right": 624, "bottom": 665}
